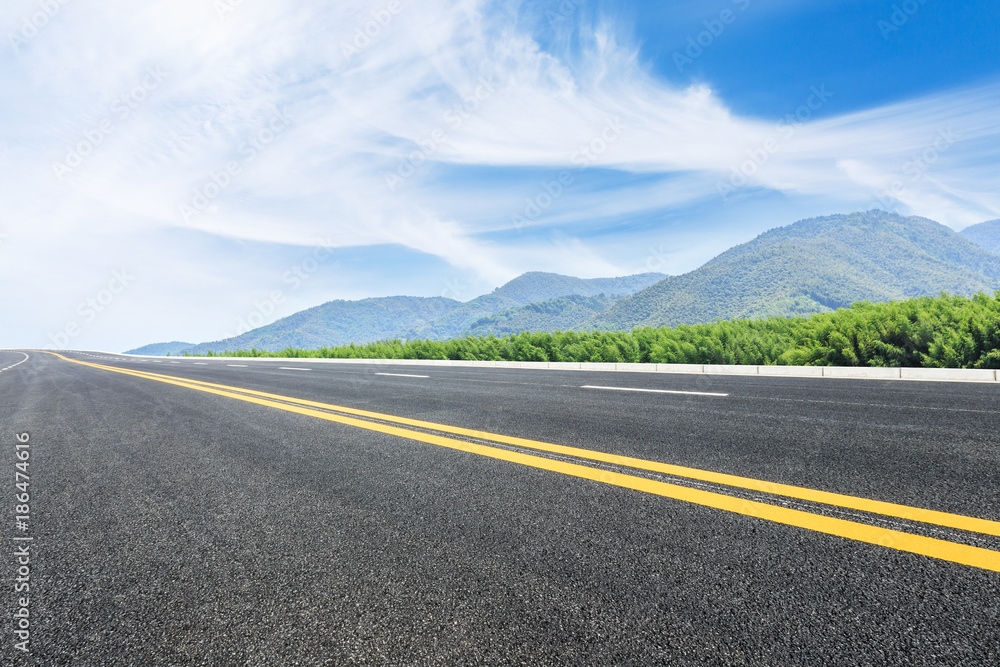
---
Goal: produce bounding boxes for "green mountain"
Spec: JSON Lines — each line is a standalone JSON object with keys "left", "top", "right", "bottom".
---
{"left": 961, "top": 219, "right": 1000, "bottom": 254}
{"left": 490, "top": 272, "right": 669, "bottom": 303}
{"left": 178, "top": 296, "right": 461, "bottom": 355}
{"left": 124, "top": 341, "right": 194, "bottom": 356}
{"left": 462, "top": 294, "right": 620, "bottom": 338}
{"left": 403, "top": 272, "right": 666, "bottom": 340}
{"left": 590, "top": 210, "right": 1000, "bottom": 331}
{"left": 129, "top": 272, "right": 666, "bottom": 355}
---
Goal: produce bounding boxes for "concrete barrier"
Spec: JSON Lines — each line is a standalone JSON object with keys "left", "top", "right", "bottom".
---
{"left": 549, "top": 362, "right": 582, "bottom": 370}
{"left": 579, "top": 362, "right": 618, "bottom": 371}
{"left": 106, "top": 351, "right": 999, "bottom": 383}
{"left": 705, "top": 364, "right": 759, "bottom": 375}
{"left": 900, "top": 367, "right": 997, "bottom": 382}
{"left": 822, "top": 366, "right": 900, "bottom": 379}
{"left": 613, "top": 363, "right": 659, "bottom": 372}
{"left": 656, "top": 363, "right": 704, "bottom": 374}
{"left": 758, "top": 365, "right": 824, "bottom": 377}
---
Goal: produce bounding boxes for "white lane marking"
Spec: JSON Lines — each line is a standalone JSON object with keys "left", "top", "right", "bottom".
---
{"left": 581, "top": 385, "right": 728, "bottom": 397}
{"left": 279, "top": 367, "right": 311, "bottom": 371}
{"left": 193, "top": 363, "right": 207, "bottom": 365}
{"left": 152, "top": 360, "right": 162, "bottom": 363}
{"left": 0, "top": 352, "right": 30, "bottom": 373}
{"left": 227, "top": 364, "right": 248, "bottom": 367}
{"left": 375, "top": 372, "right": 430, "bottom": 378}
{"left": 170, "top": 361, "right": 180, "bottom": 364}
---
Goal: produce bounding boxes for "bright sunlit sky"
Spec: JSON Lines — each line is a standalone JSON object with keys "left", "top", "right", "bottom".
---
{"left": 2, "top": 0, "right": 998, "bottom": 351}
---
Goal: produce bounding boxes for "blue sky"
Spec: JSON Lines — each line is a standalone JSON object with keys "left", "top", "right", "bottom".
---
{"left": 1, "top": 0, "right": 998, "bottom": 351}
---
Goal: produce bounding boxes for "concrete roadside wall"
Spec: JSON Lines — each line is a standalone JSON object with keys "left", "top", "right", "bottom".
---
{"left": 113, "top": 352, "right": 1000, "bottom": 383}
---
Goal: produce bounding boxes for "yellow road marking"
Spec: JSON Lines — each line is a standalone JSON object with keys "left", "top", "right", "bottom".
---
{"left": 46, "top": 352, "right": 1000, "bottom": 572}
{"left": 56, "top": 355, "right": 1000, "bottom": 539}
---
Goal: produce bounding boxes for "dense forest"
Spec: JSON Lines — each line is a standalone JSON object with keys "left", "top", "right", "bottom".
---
{"left": 462, "top": 294, "right": 619, "bottom": 338}
{"left": 401, "top": 271, "right": 665, "bottom": 341}
{"left": 184, "top": 292, "right": 1000, "bottom": 369}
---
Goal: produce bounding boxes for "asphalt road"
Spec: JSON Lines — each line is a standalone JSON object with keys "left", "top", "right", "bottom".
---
{"left": 2, "top": 349, "right": 999, "bottom": 665}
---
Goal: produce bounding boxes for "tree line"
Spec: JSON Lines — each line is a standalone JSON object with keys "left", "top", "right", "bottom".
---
{"left": 186, "top": 292, "right": 1000, "bottom": 369}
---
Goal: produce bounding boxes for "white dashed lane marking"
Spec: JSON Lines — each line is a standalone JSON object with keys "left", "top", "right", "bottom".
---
{"left": 581, "top": 385, "right": 728, "bottom": 397}
{"left": 0, "top": 352, "right": 30, "bottom": 373}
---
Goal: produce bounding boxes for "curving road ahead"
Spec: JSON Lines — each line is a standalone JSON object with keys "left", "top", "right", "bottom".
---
{"left": 1, "top": 349, "right": 999, "bottom": 665}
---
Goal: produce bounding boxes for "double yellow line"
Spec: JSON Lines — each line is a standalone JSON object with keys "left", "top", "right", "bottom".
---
{"left": 48, "top": 352, "right": 1000, "bottom": 573}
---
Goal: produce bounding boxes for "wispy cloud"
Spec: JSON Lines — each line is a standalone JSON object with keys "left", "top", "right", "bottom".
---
{"left": 1, "top": 0, "right": 998, "bottom": 349}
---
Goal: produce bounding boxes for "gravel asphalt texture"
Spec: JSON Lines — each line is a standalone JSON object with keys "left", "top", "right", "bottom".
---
{"left": 1, "top": 349, "right": 998, "bottom": 665}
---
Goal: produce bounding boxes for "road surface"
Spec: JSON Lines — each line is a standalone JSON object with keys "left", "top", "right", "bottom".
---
{"left": 1, "top": 349, "right": 998, "bottom": 665}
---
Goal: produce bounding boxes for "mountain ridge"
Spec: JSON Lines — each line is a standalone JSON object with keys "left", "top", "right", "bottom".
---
{"left": 961, "top": 219, "right": 1000, "bottom": 254}
{"left": 587, "top": 210, "right": 1000, "bottom": 331}
{"left": 462, "top": 294, "right": 621, "bottom": 338}
{"left": 162, "top": 296, "right": 461, "bottom": 356}
{"left": 124, "top": 341, "right": 194, "bottom": 356}
{"left": 401, "top": 272, "right": 667, "bottom": 341}
{"left": 129, "top": 272, "right": 666, "bottom": 355}
{"left": 127, "top": 211, "right": 1000, "bottom": 355}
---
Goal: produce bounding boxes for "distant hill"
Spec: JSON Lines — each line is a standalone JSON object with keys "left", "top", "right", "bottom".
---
{"left": 403, "top": 272, "right": 666, "bottom": 340}
{"left": 124, "top": 341, "right": 194, "bottom": 356}
{"left": 135, "top": 272, "right": 666, "bottom": 355}
{"left": 961, "top": 219, "right": 1000, "bottom": 254}
{"left": 590, "top": 210, "right": 1000, "bottom": 331}
{"left": 127, "top": 213, "right": 1000, "bottom": 355}
{"left": 177, "top": 296, "right": 461, "bottom": 355}
{"left": 462, "top": 294, "right": 620, "bottom": 338}
{"left": 492, "top": 272, "right": 669, "bottom": 303}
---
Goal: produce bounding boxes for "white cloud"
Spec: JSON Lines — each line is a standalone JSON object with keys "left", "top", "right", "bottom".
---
{"left": 1, "top": 0, "right": 998, "bottom": 349}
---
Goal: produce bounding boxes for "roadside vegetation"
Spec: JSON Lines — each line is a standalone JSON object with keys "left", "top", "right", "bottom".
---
{"left": 184, "top": 292, "right": 1000, "bottom": 369}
